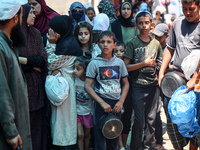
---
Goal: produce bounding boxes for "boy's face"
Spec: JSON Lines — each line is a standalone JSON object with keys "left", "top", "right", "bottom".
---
{"left": 98, "top": 36, "right": 116, "bottom": 56}
{"left": 155, "top": 34, "right": 168, "bottom": 46}
{"left": 182, "top": 2, "right": 200, "bottom": 23}
{"left": 113, "top": 45, "right": 125, "bottom": 59}
{"left": 136, "top": 16, "right": 151, "bottom": 34}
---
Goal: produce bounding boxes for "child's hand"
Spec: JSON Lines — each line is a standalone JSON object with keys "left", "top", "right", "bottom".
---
{"left": 100, "top": 101, "right": 112, "bottom": 113}
{"left": 144, "top": 56, "right": 156, "bottom": 67}
{"left": 113, "top": 101, "right": 123, "bottom": 113}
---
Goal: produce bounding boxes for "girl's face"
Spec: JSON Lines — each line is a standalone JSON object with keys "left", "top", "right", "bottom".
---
{"left": 113, "top": 45, "right": 125, "bottom": 59}
{"left": 74, "top": 62, "right": 85, "bottom": 79}
{"left": 29, "top": 0, "right": 41, "bottom": 16}
{"left": 121, "top": 4, "right": 132, "bottom": 19}
{"left": 27, "top": 8, "right": 36, "bottom": 26}
{"left": 78, "top": 27, "right": 90, "bottom": 45}
{"left": 87, "top": 10, "right": 95, "bottom": 21}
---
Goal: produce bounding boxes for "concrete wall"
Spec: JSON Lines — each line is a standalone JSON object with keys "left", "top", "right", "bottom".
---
{"left": 45, "top": 0, "right": 101, "bottom": 15}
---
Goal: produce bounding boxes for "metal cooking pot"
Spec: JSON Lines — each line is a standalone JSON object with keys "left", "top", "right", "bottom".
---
{"left": 161, "top": 71, "right": 187, "bottom": 98}
{"left": 98, "top": 113, "right": 123, "bottom": 139}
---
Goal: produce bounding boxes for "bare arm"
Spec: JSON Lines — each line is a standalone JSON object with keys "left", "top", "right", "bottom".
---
{"left": 84, "top": 78, "right": 112, "bottom": 112}
{"left": 158, "top": 47, "right": 175, "bottom": 86}
{"left": 182, "top": 70, "right": 199, "bottom": 94}
{"left": 18, "top": 57, "right": 27, "bottom": 64}
{"left": 124, "top": 56, "right": 156, "bottom": 72}
{"left": 18, "top": 57, "right": 42, "bottom": 72}
{"left": 112, "top": 77, "right": 129, "bottom": 113}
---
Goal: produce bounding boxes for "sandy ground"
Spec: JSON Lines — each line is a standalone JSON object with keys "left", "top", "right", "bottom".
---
{"left": 125, "top": 107, "right": 197, "bottom": 150}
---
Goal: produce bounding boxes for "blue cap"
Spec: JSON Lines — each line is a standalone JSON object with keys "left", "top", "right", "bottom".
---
{"left": 134, "top": 2, "right": 152, "bottom": 21}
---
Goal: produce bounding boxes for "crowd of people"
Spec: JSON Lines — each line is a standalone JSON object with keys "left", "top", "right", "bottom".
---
{"left": 0, "top": 0, "right": 199, "bottom": 150}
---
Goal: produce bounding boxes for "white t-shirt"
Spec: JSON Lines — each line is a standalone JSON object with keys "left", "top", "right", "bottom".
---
{"left": 75, "top": 77, "right": 94, "bottom": 115}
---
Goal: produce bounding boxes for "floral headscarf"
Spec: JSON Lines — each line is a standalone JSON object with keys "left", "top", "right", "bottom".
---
{"left": 99, "top": 0, "right": 117, "bottom": 24}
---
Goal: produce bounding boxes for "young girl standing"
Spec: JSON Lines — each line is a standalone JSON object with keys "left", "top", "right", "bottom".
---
{"left": 73, "top": 56, "right": 93, "bottom": 150}
{"left": 74, "top": 21, "right": 101, "bottom": 58}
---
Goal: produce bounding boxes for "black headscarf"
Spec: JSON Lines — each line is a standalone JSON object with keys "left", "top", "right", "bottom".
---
{"left": 17, "top": 4, "right": 47, "bottom": 111}
{"left": 48, "top": 15, "right": 83, "bottom": 56}
{"left": 111, "top": 1, "right": 135, "bottom": 42}
{"left": 25, "top": 4, "right": 32, "bottom": 20}
{"left": 119, "top": 1, "right": 135, "bottom": 27}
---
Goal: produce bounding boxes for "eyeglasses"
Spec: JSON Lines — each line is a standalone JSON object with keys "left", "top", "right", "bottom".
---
{"left": 71, "top": 9, "right": 84, "bottom": 13}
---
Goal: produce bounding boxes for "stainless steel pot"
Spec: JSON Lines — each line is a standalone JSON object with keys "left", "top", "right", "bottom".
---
{"left": 98, "top": 113, "right": 123, "bottom": 139}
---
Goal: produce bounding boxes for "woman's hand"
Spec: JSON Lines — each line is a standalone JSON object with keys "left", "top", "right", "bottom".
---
{"left": 33, "top": 67, "right": 41, "bottom": 72}
{"left": 52, "top": 70, "right": 61, "bottom": 76}
{"left": 47, "top": 28, "right": 60, "bottom": 44}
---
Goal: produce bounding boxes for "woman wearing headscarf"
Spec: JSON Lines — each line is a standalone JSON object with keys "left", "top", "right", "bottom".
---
{"left": 91, "top": 13, "right": 110, "bottom": 58}
{"left": 69, "top": 2, "right": 93, "bottom": 28}
{"left": 28, "top": 0, "right": 59, "bottom": 46}
{"left": 92, "top": 13, "right": 109, "bottom": 43}
{"left": 110, "top": 1, "right": 139, "bottom": 44}
{"left": 17, "top": 4, "right": 47, "bottom": 150}
{"left": 46, "top": 15, "right": 82, "bottom": 150}
{"left": 97, "top": 0, "right": 117, "bottom": 24}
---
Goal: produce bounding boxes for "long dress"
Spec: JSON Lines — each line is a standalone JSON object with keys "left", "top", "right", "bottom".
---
{"left": 45, "top": 44, "right": 77, "bottom": 146}
{"left": 17, "top": 4, "right": 47, "bottom": 150}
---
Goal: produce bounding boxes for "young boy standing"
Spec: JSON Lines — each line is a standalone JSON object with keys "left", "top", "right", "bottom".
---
{"left": 153, "top": 23, "right": 169, "bottom": 52}
{"left": 123, "top": 11, "right": 163, "bottom": 150}
{"left": 152, "top": 23, "right": 170, "bottom": 150}
{"left": 85, "top": 31, "right": 129, "bottom": 150}
{"left": 114, "top": 41, "right": 132, "bottom": 150}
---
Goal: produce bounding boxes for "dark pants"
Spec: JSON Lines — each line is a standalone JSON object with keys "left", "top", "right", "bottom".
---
{"left": 155, "top": 111, "right": 163, "bottom": 145}
{"left": 30, "top": 107, "right": 47, "bottom": 150}
{"left": 52, "top": 144, "right": 78, "bottom": 150}
{"left": 121, "top": 85, "right": 133, "bottom": 134}
{"left": 93, "top": 98, "right": 121, "bottom": 150}
{"left": 130, "top": 86, "right": 160, "bottom": 150}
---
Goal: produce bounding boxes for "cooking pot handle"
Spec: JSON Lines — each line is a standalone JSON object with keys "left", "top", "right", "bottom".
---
{"left": 108, "top": 111, "right": 117, "bottom": 116}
